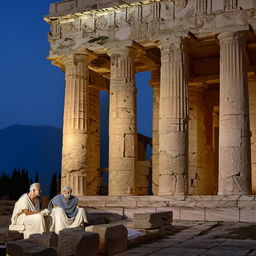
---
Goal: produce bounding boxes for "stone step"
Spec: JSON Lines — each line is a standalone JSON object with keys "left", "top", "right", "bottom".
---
{"left": 0, "top": 216, "right": 11, "bottom": 227}
{"left": 0, "top": 206, "right": 14, "bottom": 216}
{"left": 0, "top": 201, "right": 15, "bottom": 207}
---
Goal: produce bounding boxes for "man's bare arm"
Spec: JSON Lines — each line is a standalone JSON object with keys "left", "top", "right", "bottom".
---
{"left": 22, "top": 209, "right": 39, "bottom": 215}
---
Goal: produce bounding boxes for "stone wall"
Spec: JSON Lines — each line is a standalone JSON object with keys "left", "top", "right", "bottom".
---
{"left": 188, "top": 88, "right": 217, "bottom": 195}
{"left": 78, "top": 195, "right": 256, "bottom": 222}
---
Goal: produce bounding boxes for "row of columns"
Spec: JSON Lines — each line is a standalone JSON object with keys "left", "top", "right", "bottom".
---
{"left": 60, "top": 30, "right": 252, "bottom": 196}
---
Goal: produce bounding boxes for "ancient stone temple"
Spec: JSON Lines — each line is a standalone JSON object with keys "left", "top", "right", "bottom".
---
{"left": 45, "top": 0, "right": 256, "bottom": 197}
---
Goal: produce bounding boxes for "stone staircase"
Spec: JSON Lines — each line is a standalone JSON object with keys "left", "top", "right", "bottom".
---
{"left": 0, "top": 201, "right": 15, "bottom": 227}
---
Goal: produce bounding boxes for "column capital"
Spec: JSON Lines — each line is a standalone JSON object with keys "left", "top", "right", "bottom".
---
{"left": 62, "top": 53, "right": 95, "bottom": 66}
{"left": 107, "top": 47, "right": 134, "bottom": 58}
{"left": 217, "top": 31, "right": 246, "bottom": 43}
{"left": 158, "top": 35, "right": 188, "bottom": 51}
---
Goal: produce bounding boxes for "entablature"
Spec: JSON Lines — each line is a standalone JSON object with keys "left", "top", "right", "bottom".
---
{"left": 45, "top": 0, "right": 256, "bottom": 59}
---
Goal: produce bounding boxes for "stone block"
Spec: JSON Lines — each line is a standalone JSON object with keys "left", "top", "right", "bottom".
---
{"left": 86, "top": 208, "right": 124, "bottom": 224}
{"left": 169, "top": 199, "right": 196, "bottom": 207}
{"left": 136, "top": 200, "right": 169, "bottom": 207}
{"left": 124, "top": 207, "right": 157, "bottom": 219}
{"left": 0, "top": 229, "right": 23, "bottom": 243}
{"left": 157, "top": 207, "right": 180, "bottom": 220}
{"left": 0, "top": 215, "right": 11, "bottom": 227}
{"left": 85, "top": 224, "right": 127, "bottom": 256}
{"left": 239, "top": 0, "right": 254, "bottom": 9}
{"left": 195, "top": 200, "right": 237, "bottom": 208}
{"left": 205, "top": 208, "right": 239, "bottom": 222}
{"left": 29, "top": 232, "right": 58, "bottom": 248}
{"left": 132, "top": 211, "right": 172, "bottom": 229}
{"left": 7, "top": 239, "right": 57, "bottom": 256}
{"left": 238, "top": 200, "right": 256, "bottom": 208}
{"left": 78, "top": 200, "right": 106, "bottom": 207}
{"left": 58, "top": 228, "right": 99, "bottom": 256}
{"left": 106, "top": 200, "right": 136, "bottom": 207}
{"left": 240, "top": 209, "right": 256, "bottom": 222}
{"left": 239, "top": 195, "right": 254, "bottom": 201}
{"left": 180, "top": 207, "right": 205, "bottom": 221}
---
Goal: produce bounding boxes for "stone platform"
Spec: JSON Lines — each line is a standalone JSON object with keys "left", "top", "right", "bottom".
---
{"left": 116, "top": 220, "right": 256, "bottom": 256}
{"left": 78, "top": 195, "right": 256, "bottom": 223}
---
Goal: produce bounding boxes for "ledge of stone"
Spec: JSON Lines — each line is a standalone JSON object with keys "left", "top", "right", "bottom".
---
{"left": 47, "top": 0, "right": 143, "bottom": 19}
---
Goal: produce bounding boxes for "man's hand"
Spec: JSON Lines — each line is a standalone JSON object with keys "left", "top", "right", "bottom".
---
{"left": 40, "top": 209, "right": 50, "bottom": 216}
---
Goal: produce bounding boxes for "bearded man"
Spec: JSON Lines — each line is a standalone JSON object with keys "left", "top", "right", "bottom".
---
{"left": 48, "top": 186, "right": 88, "bottom": 234}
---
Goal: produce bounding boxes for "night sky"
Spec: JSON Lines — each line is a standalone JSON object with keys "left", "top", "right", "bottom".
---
{"left": 0, "top": 0, "right": 153, "bottom": 136}
{"left": 0, "top": 0, "right": 153, "bottom": 189}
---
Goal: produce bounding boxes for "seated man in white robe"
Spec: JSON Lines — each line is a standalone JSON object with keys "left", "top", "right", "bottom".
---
{"left": 9, "top": 183, "right": 46, "bottom": 239}
{"left": 48, "top": 186, "right": 88, "bottom": 234}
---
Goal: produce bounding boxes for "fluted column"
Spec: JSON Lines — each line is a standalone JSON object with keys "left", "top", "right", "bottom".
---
{"left": 196, "top": 0, "right": 207, "bottom": 15}
{"left": 61, "top": 54, "right": 90, "bottom": 196}
{"left": 107, "top": 47, "right": 137, "bottom": 195}
{"left": 225, "top": 0, "right": 237, "bottom": 10}
{"left": 158, "top": 38, "right": 189, "bottom": 195}
{"left": 218, "top": 31, "right": 251, "bottom": 195}
{"left": 150, "top": 70, "right": 160, "bottom": 195}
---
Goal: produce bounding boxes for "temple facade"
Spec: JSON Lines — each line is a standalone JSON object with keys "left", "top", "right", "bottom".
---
{"left": 45, "top": 0, "right": 256, "bottom": 196}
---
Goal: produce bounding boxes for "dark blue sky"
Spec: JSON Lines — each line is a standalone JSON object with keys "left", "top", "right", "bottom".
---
{"left": 0, "top": 0, "right": 153, "bottom": 137}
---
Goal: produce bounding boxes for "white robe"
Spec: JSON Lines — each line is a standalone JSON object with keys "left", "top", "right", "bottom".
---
{"left": 50, "top": 207, "right": 87, "bottom": 234}
{"left": 10, "top": 193, "right": 46, "bottom": 238}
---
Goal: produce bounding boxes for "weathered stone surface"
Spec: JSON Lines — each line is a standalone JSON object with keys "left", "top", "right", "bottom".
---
{"left": 159, "top": 74, "right": 189, "bottom": 197}
{"left": 205, "top": 208, "right": 239, "bottom": 222}
{"left": 108, "top": 47, "right": 136, "bottom": 195}
{"left": 58, "top": 228, "right": 99, "bottom": 256}
{"left": 46, "top": 0, "right": 256, "bottom": 200}
{"left": 7, "top": 239, "right": 57, "bottom": 256}
{"left": 133, "top": 211, "right": 172, "bottom": 229}
{"left": 180, "top": 208, "right": 205, "bottom": 221}
{"left": 124, "top": 207, "right": 157, "bottom": 220}
{"left": 240, "top": 209, "right": 256, "bottom": 222}
{"left": 157, "top": 207, "right": 180, "bottom": 220}
{"left": 151, "top": 70, "right": 160, "bottom": 196}
{"left": 85, "top": 224, "right": 128, "bottom": 255}
{"left": 218, "top": 31, "right": 251, "bottom": 195}
{"left": 29, "top": 232, "right": 58, "bottom": 248}
{"left": 195, "top": 200, "right": 237, "bottom": 208}
{"left": 0, "top": 215, "right": 11, "bottom": 227}
{"left": 0, "top": 229, "right": 23, "bottom": 243}
{"left": 61, "top": 54, "right": 91, "bottom": 196}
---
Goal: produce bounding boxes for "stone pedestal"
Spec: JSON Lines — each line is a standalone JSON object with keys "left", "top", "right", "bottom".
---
{"left": 218, "top": 31, "right": 251, "bottom": 195}
{"left": 107, "top": 47, "right": 137, "bottom": 195}
{"left": 150, "top": 70, "right": 160, "bottom": 195}
{"left": 158, "top": 38, "right": 189, "bottom": 195}
{"left": 61, "top": 54, "right": 90, "bottom": 195}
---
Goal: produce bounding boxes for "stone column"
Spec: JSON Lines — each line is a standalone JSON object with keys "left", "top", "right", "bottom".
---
{"left": 107, "top": 47, "right": 137, "bottom": 195}
{"left": 150, "top": 70, "right": 160, "bottom": 195}
{"left": 158, "top": 38, "right": 189, "bottom": 195}
{"left": 224, "top": 0, "right": 237, "bottom": 10}
{"left": 196, "top": 0, "right": 207, "bottom": 15}
{"left": 61, "top": 54, "right": 90, "bottom": 196}
{"left": 218, "top": 31, "right": 251, "bottom": 195}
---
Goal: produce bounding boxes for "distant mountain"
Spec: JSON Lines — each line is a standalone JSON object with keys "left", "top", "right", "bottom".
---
{"left": 0, "top": 125, "right": 62, "bottom": 195}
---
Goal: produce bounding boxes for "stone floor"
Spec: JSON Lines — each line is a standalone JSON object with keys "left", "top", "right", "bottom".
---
{"left": 116, "top": 221, "right": 256, "bottom": 256}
